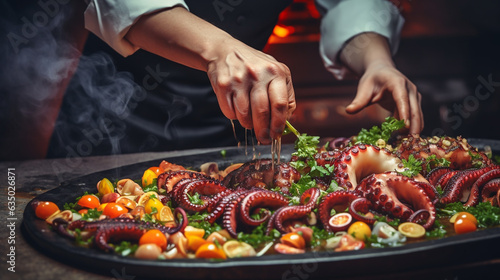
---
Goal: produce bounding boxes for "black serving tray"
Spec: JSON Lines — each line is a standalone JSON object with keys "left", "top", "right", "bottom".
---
{"left": 22, "top": 142, "right": 500, "bottom": 280}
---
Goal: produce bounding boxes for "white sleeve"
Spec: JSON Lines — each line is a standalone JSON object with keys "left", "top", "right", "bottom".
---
{"left": 84, "top": 0, "right": 189, "bottom": 57}
{"left": 316, "top": 0, "right": 405, "bottom": 79}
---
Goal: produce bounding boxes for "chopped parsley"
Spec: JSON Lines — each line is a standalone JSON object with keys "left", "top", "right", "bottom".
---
{"left": 143, "top": 179, "right": 159, "bottom": 193}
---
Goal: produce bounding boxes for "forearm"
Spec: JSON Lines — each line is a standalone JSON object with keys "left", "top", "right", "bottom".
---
{"left": 125, "top": 6, "right": 235, "bottom": 72}
{"left": 339, "top": 32, "right": 395, "bottom": 76}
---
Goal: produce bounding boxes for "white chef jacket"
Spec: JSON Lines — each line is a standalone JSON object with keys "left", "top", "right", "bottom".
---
{"left": 84, "top": 0, "right": 404, "bottom": 79}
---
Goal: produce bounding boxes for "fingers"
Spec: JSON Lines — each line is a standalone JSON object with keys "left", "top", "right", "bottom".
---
{"left": 406, "top": 82, "right": 423, "bottom": 135}
{"left": 346, "top": 80, "right": 375, "bottom": 114}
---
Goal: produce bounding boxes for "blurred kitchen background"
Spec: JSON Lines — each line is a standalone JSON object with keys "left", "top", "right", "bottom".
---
{"left": 268, "top": 0, "right": 500, "bottom": 144}
{"left": 1, "top": 0, "right": 500, "bottom": 161}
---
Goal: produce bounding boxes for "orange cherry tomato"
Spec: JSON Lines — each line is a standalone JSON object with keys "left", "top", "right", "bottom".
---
{"left": 184, "top": 226, "right": 206, "bottom": 238}
{"left": 148, "top": 166, "right": 165, "bottom": 176}
{"left": 187, "top": 235, "right": 209, "bottom": 252}
{"left": 78, "top": 209, "right": 89, "bottom": 215}
{"left": 450, "top": 212, "right": 478, "bottom": 226}
{"left": 103, "top": 203, "right": 128, "bottom": 218}
{"left": 77, "top": 194, "right": 100, "bottom": 209}
{"left": 195, "top": 243, "right": 227, "bottom": 260}
{"left": 454, "top": 218, "right": 477, "bottom": 234}
{"left": 280, "top": 232, "right": 306, "bottom": 249}
{"left": 139, "top": 229, "right": 168, "bottom": 251}
{"left": 35, "top": 201, "right": 60, "bottom": 220}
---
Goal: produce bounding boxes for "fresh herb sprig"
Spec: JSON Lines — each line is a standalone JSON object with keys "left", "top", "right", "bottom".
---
{"left": 399, "top": 154, "right": 423, "bottom": 178}
{"left": 355, "top": 116, "right": 405, "bottom": 145}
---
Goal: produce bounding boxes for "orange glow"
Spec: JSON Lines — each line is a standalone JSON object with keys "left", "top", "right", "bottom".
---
{"left": 273, "top": 25, "right": 295, "bottom": 38}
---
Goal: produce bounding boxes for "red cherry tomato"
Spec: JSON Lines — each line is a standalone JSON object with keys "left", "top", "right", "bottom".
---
{"left": 454, "top": 218, "right": 477, "bottom": 234}
{"left": 77, "top": 194, "right": 100, "bottom": 209}
{"left": 103, "top": 203, "right": 128, "bottom": 218}
{"left": 35, "top": 201, "right": 60, "bottom": 220}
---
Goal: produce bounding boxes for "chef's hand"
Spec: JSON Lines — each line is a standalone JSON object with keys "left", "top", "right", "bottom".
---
{"left": 346, "top": 61, "right": 423, "bottom": 134}
{"left": 125, "top": 6, "right": 295, "bottom": 144}
{"left": 339, "top": 33, "right": 424, "bottom": 134}
{"left": 207, "top": 40, "right": 296, "bottom": 144}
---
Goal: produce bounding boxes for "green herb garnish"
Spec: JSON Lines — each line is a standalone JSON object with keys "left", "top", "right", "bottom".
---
{"left": 81, "top": 209, "right": 103, "bottom": 221}
{"left": 114, "top": 241, "right": 138, "bottom": 256}
{"left": 355, "top": 116, "right": 405, "bottom": 145}
{"left": 399, "top": 154, "right": 423, "bottom": 178}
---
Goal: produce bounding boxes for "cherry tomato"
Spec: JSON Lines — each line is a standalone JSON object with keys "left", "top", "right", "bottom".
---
{"left": 144, "top": 197, "right": 163, "bottom": 214}
{"left": 187, "top": 235, "right": 209, "bottom": 252}
{"left": 142, "top": 169, "right": 158, "bottom": 188}
{"left": 139, "top": 229, "right": 168, "bottom": 251}
{"left": 398, "top": 222, "right": 426, "bottom": 238}
{"left": 35, "top": 201, "right": 60, "bottom": 220}
{"left": 195, "top": 243, "right": 227, "bottom": 260}
{"left": 280, "top": 232, "right": 306, "bottom": 249}
{"left": 450, "top": 212, "right": 478, "bottom": 226}
{"left": 454, "top": 218, "right": 477, "bottom": 234}
{"left": 103, "top": 203, "right": 128, "bottom": 218}
{"left": 77, "top": 194, "right": 100, "bottom": 209}
{"left": 97, "top": 178, "right": 114, "bottom": 196}
{"left": 78, "top": 209, "right": 88, "bottom": 215}
{"left": 148, "top": 166, "right": 165, "bottom": 176}
{"left": 347, "top": 221, "right": 372, "bottom": 241}
{"left": 184, "top": 226, "right": 205, "bottom": 238}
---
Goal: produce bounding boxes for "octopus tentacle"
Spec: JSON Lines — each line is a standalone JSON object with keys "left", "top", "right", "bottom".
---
{"left": 426, "top": 167, "right": 453, "bottom": 186}
{"left": 464, "top": 168, "right": 500, "bottom": 207}
{"left": 205, "top": 190, "right": 248, "bottom": 223}
{"left": 157, "top": 170, "right": 209, "bottom": 194}
{"left": 222, "top": 191, "right": 254, "bottom": 238}
{"left": 440, "top": 165, "right": 500, "bottom": 204}
{"left": 349, "top": 198, "right": 376, "bottom": 225}
{"left": 318, "top": 190, "right": 361, "bottom": 232}
{"left": 481, "top": 179, "right": 500, "bottom": 206}
{"left": 269, "top": 188, "right": 320, "bottom": 234}
{"left": 239, "top": 190, "right": 289, "bottom": 226}
{"left": 175, "top": 179, "right": 231, "bottom": 212}
{"left": 356, "top": 172, "right": 436, "bottom": 229}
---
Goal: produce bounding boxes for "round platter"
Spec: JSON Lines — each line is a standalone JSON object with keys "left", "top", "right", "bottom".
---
{"left": 22, "top": 141, "right": 500, "bottom": 279}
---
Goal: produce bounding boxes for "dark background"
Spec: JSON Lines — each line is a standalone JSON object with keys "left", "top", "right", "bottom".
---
{"left": 1, "top": 0, "right": 500, "bottom": 161}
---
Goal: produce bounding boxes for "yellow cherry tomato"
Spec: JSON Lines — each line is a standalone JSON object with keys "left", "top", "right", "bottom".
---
{"left": 184, "top": 226, "right": 205, "bottom": 239}
{"left": 398, "top": 222, "right": 426, "bottom": 238}
{"left": 144, "top": 197, "right": 163, "bottom": 214}
{"left": 347, "top": 221, "right": 372, "bottom": 241}
{"left": 142, "top": 169, "right": 158, "bottom": 188}
{"left": 97, "top": 178, "right": 114, "bottom": 196}
{"left": 195, "top": 243, "right": 227, "bottom": 260}
{"left": 97, "top": 203, "right": 108, "bottom": 212}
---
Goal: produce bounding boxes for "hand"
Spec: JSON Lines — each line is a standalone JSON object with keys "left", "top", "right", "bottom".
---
{"left": 345, "top": 61, "right": 424, "bottom": 134}
{"left": 207, "top": 40, "right": 296, "bottom": 144}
